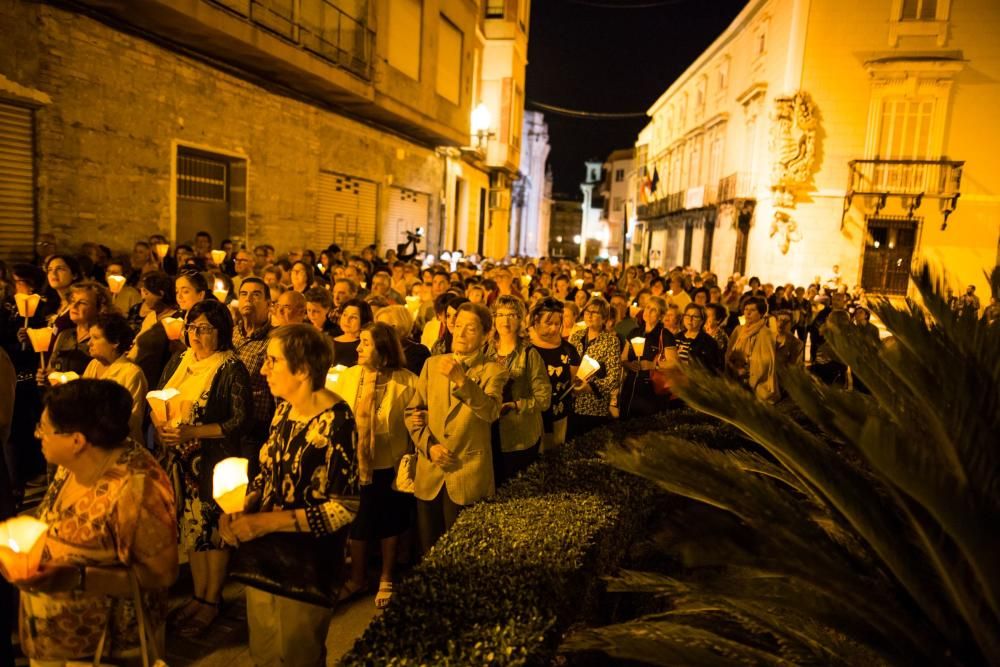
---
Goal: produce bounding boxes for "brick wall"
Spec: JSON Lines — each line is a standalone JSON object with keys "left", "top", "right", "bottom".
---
{"left": 0, "top": 1, "right": 445, "bottom": 256}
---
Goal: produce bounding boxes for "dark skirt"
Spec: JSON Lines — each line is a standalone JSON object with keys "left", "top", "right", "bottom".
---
{"left": 350, "top": 468, "right": 413, "bottom": 541}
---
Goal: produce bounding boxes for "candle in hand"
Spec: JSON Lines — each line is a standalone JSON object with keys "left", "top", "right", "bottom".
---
{"left": 0, "top": 517, "right": 48, "bottom": 581}
{"left": 146, "top": 388, "right": 182, "bottom": 425}
{"left": 325, "top": 365, "right": 348, "bottom": 390}
{"left": 578, "top": 354, "right": 601, "bottom": 381}
{"left": 210, "top": 250, "right": 227, "bottom": 265}
{"left": 14, "top": 293, "right": 41, "bottom": 318}
{"left": 26, "top": 327, "right": 53, "bottom": 353}
{"left": 48, "top": 371, "right": 80, "bottom": 386}
{"left": 162, "top": 317, "right": 184, "bottom": 341}
{"left": 630, "top": 337, "right": 645, "bottom": 358}
{"left": 213, "top": 457, "right": 249, "bottom": 514}
{"left": 106, "top": 275, "right": 126, "bottom": 294}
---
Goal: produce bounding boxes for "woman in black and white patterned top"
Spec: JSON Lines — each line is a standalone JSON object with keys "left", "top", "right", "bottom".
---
{"left": 568, "top": 296, "right": 622, "bottom": 437}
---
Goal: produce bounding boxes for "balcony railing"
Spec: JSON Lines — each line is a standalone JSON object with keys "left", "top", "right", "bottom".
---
{"left": 210, "top": 0, "right": 375, "bottom": 80}
{"left": 717, "top": 172, "right": 757, "bottom": 202}
{"left": 845, "top": 159, "right": 964, "bottom": 228}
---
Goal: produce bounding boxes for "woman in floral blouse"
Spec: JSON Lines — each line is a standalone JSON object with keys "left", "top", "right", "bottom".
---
{"left": 5, "top": 380, "right": 177, "bottom": 663}
{"left": 568, "top": 296, "right": 623, "bottom": 436}
{"left": 221, "top": 323, "right": 358, "bottom": 666}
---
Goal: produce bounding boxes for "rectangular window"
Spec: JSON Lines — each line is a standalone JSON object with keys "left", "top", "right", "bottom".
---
{"left": 387, "top": 0, "right": 421, "bottom": 80}
{"left": 436, "top": 15, "right": 463, "bottom": 105}
{"left": 613, "top": 197, "right": 623, "bottom": 212}
{"left": 878, "top": 98, "right": 935, "bottom": 158}
{"left": 901, "top": 0, "right": 937, "bottom": 20}
{"left": 615, "top": 169, "right": 625, "bottom": 182}
{"left": 486, "top": 0, "right": 504, "bottom": 18}
{"left": 718, "top": 58, "right": 729, "bottom": 92}
{"left": 177, "top": 153, "right": 228, "bottom": 202}
{"left": 0, "top": 102, "right": 35, "bottom": 260}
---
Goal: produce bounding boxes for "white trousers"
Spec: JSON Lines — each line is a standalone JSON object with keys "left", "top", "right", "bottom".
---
{"left": 245, "top": 587, "right": 333, "bottom": 667}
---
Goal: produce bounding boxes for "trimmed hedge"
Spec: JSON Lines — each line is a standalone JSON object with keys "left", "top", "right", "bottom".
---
{"left": 341, "top": 411, "right": 741, "bottom": 666}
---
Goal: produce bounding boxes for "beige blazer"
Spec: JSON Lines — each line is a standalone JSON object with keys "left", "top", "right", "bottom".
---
{"left": 405, "top": 351, "right": 508, "bottom": 506}
{"left": 332, "top": 365, "right": 417, "bottom": 472}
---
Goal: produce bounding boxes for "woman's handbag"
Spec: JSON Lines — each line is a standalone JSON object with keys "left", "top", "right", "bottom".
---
{"left": 229, "top": 527, "right": 350, "bottom": 608}
{"left": 70, "top": 570, "right": 168, "bottom": 667}
{"left": 394, "top": 453, "right": 417, "bottom": 494}
{"left": 648, "top": 330, "right": 673, "bottom": 397}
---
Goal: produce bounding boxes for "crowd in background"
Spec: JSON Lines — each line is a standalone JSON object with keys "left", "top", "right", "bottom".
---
{"left": 0, "top": 231, "right": 997, "bottom": 666}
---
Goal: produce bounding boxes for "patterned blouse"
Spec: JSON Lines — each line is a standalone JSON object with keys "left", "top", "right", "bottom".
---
{"left": 249, "top": 401, "right": 360, "bottom": 536}
{"left": 568, "top": 329, "right": 623, "bottom": 417}
{"left": 20, "top": 443, "right": 177, "bottom": 661}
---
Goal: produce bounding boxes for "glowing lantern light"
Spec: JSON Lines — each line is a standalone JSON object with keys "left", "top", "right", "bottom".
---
{"left": 520, "top": 275, "right": 532, "bottom": 287}
{"left": 162, "top": 317, "right": 184, "bottom": 341}
{"left": 404, "top": 296, "right": 421, "bottom": 315}
{"left": 213, "top": 457, "right": 249, "bottom": 514}
{"left": 212, "top": 279, "right": 228, "bottom": 303}
{"left": 154, "top": 243, "right": 170, "bottom": 259}
{"left": 0, "top": 517, "right": 48, "bottom": 581}
{"left": 48, "top": 371, "right": 80, "bottom": 386}
{"left": 630, "top": 337, "right": 646, "bottom": 358}
{"left": 106, "top": 275, "right": 126, "bottom": 294}
{"left": 26, "top": 327, "right": 52, "bottom": 353}
{"left": 578, "top": 355, "right": 601, "bottom": 381}
{"left": 574, "top": 279, "right": 584, "bottom": 289}
{"left": 325, "top": 364, "right": 348, "bottom": 391}
{"left": 210, "top": 250, "right": 227, "bottom": 265}
{"left": 629, "top": 303, "right": 641, "bottom": 318}
{"left": 146, "top": 388, "right": 182, "bottom": 425}
{"left": 14, "top": 293, "right": 41, "bottom": 319}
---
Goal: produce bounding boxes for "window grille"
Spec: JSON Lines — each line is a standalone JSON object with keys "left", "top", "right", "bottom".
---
{"left": 177, "top": 154, "right": 228, "bottom": 202}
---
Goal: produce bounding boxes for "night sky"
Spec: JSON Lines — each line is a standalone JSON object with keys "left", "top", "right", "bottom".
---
{"left": 525, "top": 0, "right": 747, "bottom": 196}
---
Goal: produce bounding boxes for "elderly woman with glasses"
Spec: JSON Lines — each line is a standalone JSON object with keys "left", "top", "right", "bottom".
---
{"left": 221, "top": 324, "right": 359, "bottom": 665}
{"left": 528, "top": 297, "right": 580, "bottom": 451}
{"left": 36, "top": 280, "right": 114, "bottom": 386}
{"left": 487, "top": 295, "right": 551, "bottom": 485}
{"left": 155, "top": 299, "right": 250, "bottom": 637}
{"left": 82, "top": 312, "right": 147, "bottom": 443}
{"left": 568, "top": 296, "right": 623, "bottom": 436}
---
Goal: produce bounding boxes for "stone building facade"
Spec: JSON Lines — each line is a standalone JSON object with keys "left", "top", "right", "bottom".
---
{"left": 634, "top": 0, "right": 1000, "bottom": 298}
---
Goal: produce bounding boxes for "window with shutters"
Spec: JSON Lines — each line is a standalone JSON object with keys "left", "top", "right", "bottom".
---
{"left": 872, "top": 98, "right": 936, "bottom": 191}
{"left": 436, "top": 15, "right": 463, "bottom": 105}
{"left": 0, "top": 102, "right": 35, "bottom": 260}
{"left": 387, "top": 0, "right": 421, "bottom": 80}
{"left": 889, "top": 0, "right": 950, "bottom": 44}
{"left": 901, "top": 0, "right": 937, "bottom": 20}
{"left": 316, "top": 171, "right": 379, "bottom": 251}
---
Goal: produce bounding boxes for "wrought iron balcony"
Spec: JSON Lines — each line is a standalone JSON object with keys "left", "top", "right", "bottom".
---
{"left": 844, "top": 158, "right": 964, "bottom": 228}
{"left": 210, "top": 0, "right": 375, "bottom": 80}
{"left": 717, "top": 172, "right": 757, "bottom": 202}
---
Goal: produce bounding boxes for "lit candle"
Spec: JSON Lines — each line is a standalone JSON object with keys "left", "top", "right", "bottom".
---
{"left": 574, "top": 279, "right": 584, "bottom": 289}
{"left": 14, "top": 293, "right": 41, "bottom": 318}
{"left": 106, "top": 274, "right": 126, "bottom": 294}
{"left": 154, "top": 243, "right": 170, "bottom": 259}
{"left": 213, "top": 457, "right": 249, "bottom": 514}
{"left": 26, "top": 327, "right": 52, "bottom": 353}
{"left": 578, "top": 355, "right": 601, "bottom": 381}
{"left": 520, "top": 275, "right": 532, "bottom": 287}
{"left": 0, "top": 517, "right": 48, "bottom": 581}
{"left": 630, "top": 337, "right": 645, "bottom": 358}
{"left": 212, "top": 279, "right": 228, "bottom": 303}
{"left": 575, "top": 320, "right": 586, "bottom": 330}
{"left": 629, "top": 303, "right": 641, "bottom": 318}
{"left": 162, "top": 317, "right": 184, "bottom": 340}
{"left": 325, "top": 364, "right": 348, "bottom": 390}
{"left": 48, "top": 371, "right": 80, "bottom": 386}
{"left": 210, "top": 250, "right": 227, "bottom": 265}
{"left": 591, "top": 291, "right": 602, "bottom": 298}
{"left": 404, "top": 295, "right": 421, "bottom": 314}
{"left": 146, "top": 388, "right": 182, "bottom": 425}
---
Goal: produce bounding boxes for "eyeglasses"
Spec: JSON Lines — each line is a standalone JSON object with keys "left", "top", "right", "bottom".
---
{"left": 682, "top": 314, "right": 703, "bottom": 321}
{"left": 583, "top": 309, "right": 603, "bottom": 317}
{"left": 186, "top": 324, "right": 217, "bottom": 336}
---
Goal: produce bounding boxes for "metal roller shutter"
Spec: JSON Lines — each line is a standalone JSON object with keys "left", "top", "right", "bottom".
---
{"left": 316, "top": 171, "right": 378, "bottom": 252}
{"left": 0, "top": 102, "right": 35, "bottom": 260}
{"left": 383, "top": 186, "right": 430, "bottom": 255}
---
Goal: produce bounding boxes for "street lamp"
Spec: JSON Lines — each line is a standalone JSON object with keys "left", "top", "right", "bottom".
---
{"left": 471, "top": 103, "right": 495, "bottom": 150}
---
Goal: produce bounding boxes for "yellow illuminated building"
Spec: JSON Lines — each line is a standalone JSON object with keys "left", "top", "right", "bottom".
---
{"left": 634, "top": 0, "right": 1000, "bottom": 298}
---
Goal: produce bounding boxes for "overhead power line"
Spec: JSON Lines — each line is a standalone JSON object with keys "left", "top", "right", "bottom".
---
{"left": 527, "top": 99, "right": 648, "bottom": 120}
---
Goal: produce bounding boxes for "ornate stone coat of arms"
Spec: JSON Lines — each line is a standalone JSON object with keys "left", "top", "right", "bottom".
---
{"left": 770, "top": 91, "right": 818, "bottom": 208}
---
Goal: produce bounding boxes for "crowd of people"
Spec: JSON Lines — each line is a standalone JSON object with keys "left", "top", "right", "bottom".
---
{"left": 0, "top": 232, "right": 996, "bottom": 666}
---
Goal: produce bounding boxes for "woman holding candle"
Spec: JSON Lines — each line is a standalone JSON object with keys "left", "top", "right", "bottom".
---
{"left": 487, "top": 295, "right": 551, "bottom": 484}
{"left": 333, "top": 322, "right": 416, "bottom": 609}
{"left": 527, "top": 297, "right": 579, "bottom": 452}
{"left": 37, "top": 280, "right": 113, "bottom": 386}
{"left": 43, "top": 255, "right": 83, "bottom": 339}
{"left": 569, "top": 296, "right": 623, "bottom": 436}
{"left": 220, "top": 324, "right": 358, "bottom": 665}
{"left": 83, "top": 312, "right": 148, "bottom": 444}
{"left": 156, "top": 299, "right": 250, "bottom": 637}
{"left": 105, "top": 259, "right": 142, "bottom": 316}
{"left": 331, "top": 298, "right": 373, "bottom": 367}
{"left": 5, "top": 379, "right": 177, "bottom": 663}
{"left": 620, "top": 295, "right": 671, "bottom": 418}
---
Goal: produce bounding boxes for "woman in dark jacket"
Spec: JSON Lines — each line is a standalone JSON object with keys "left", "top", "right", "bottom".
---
{"left": 621, "top": 295, "right": 673, "bottom": 417}
{"left": 670, "top": 303, "right": 724, "bottom": 373}
{"left": 156, "top": 299, "right": 250, "bottom": 637}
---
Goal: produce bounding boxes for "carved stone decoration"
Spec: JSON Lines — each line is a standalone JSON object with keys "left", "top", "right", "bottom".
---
{"left": 769, "top": 210, "right": 802, "bottom": 255}
{"left": 770, "top": 91, "right": 818, "bottom": 208}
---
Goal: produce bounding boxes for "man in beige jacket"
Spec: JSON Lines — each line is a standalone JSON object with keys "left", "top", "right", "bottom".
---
{"left": 406, "top": 302, "right": 508, "bottom": 552}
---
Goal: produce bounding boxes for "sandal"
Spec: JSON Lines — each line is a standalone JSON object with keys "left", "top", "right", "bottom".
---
{"left": 169, "top": 596, "right": 205, "bottom": 627}
{"left": 175, "top": 598, "right": 221, "bottom": 638}
{"left": 338, "top": 579, "right": 367, "bottom": 603}
{"left": 375, "top": 581, "right": 394, "bottom": 609}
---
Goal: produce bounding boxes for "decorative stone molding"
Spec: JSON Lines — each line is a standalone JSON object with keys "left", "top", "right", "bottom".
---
{"left": 769, "top": 91, "right": 818, "bottom": 208}
{"left": 769, "top": 209, "right": 802, "bottom": 254}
